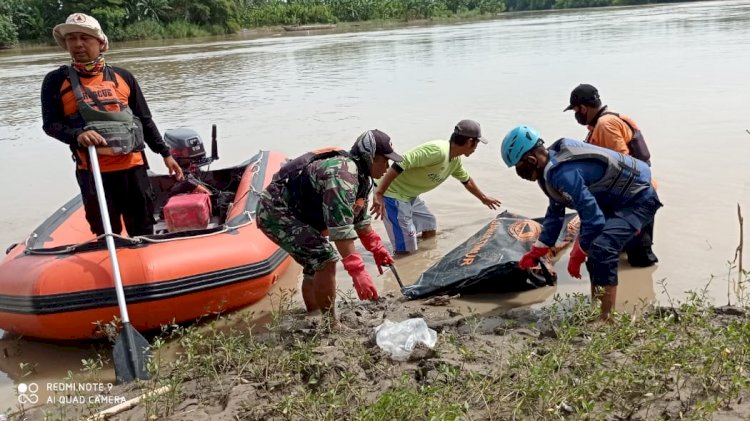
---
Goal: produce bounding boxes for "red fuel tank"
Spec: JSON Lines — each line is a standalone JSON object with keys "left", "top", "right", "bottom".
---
{"left": 163, "top": 193, "right": 212, "bottom": 232}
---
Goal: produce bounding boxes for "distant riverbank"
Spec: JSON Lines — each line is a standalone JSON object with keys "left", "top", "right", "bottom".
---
{"left": 1, "top": 0, "right": 702, "bottom": 49}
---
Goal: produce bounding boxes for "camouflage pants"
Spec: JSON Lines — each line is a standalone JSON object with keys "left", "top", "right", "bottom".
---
{"left": 255, "top": 183, "right": 338, "bottom": 277}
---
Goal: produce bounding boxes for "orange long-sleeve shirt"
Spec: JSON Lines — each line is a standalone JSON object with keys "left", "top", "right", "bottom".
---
{"left": 585, "top": 113, "right": 639, "bottom": 155}
{"left": 586, "top": 110, "right": 657, "bottom": 188}
{"left": 41, "top": 65, "right": 171, "bottom": 172}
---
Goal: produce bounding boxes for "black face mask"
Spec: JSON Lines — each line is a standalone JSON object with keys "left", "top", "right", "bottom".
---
{"left": 574, "top": 111, "right": 588, "bottom": 126}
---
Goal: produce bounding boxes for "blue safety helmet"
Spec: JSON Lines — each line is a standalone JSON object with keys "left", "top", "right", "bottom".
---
{"left": 500, "top": 125, "right": 542, "bottom": 167}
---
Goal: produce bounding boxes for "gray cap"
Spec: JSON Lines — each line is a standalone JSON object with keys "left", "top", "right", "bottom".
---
{"left": 454, "top": 119, "right": 488, "bottom": 144}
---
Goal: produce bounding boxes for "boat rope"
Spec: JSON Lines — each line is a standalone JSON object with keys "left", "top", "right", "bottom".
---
{"left": 135, "top": 211, "right": 255, "bottom": 244}
{"left": 139, "top": 159, "right": 262, "bottom": 244}
{"left": 23, "top": 233, "right": 141, "bottom": 255}
{"left": 24, "top": 153, "right": 266, "bottom": 255}
{"left": 224, "top": 159, "right": 261, "bottom": 217}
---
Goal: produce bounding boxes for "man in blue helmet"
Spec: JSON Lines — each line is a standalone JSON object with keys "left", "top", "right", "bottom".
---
{"left": 500, "top": 125, "right": 662, "bottom": 320}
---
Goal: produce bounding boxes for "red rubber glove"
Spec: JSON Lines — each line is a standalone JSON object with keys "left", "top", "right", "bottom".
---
{"left": 568, "top": 237, "right": 587, "bottom": 279}
{"left": 342, "top": 252, "right": 379, "bottom": 301}
{"left": 358, "top": 230, "right": 394, "bottom": 274}
{"left": 518, "top": 243, "right": 550, "bottom": 270}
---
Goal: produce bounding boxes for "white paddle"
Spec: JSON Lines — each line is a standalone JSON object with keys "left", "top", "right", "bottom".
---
{"left": 87, "top": 145, "right": 151, "bottom": 383}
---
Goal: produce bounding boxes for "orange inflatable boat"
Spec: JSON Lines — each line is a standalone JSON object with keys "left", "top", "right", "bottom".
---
{"left": 0, "top": 132, "right": 292, "bottom": 340}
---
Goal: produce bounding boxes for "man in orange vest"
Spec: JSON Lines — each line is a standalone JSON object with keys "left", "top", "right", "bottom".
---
{"left": 564, "top": 84, "right": 658, "bottom": 267}
{"left": 41, "top": 13, "right": 183, "bottom": 237}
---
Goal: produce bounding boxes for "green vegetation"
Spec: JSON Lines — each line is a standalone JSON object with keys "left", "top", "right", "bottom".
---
{"left": 13, "top": 283, "right": 750, "bottom": 420}
{"left": 0, "top": 0, "right": 702, "bottom": 46}
{"left": 140, "top": 294, "right": 750, "bottom": 419}
{"left": 0, "top": 13, "right": 18, "bottom": 48}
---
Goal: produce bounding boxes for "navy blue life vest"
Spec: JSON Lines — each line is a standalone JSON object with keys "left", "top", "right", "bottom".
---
{"left": 539, "top": 138, "right": 651, "bottom": 208}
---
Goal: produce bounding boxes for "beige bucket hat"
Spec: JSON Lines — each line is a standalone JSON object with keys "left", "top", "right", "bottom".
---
{"left": 53, "top": 13, "right": 109, "bottom": 52}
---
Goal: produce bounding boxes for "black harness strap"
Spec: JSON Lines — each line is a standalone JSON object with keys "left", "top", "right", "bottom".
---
{"left": 67, "top": 66, "right": 108, "bottom": 111}
{"left": 67, "top": 66, "right": 123, "bottom": 110}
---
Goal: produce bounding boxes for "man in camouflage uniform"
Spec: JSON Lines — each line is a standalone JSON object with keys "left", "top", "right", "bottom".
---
{"left": 256, "top": 130, "right": 403, "bottom": 321}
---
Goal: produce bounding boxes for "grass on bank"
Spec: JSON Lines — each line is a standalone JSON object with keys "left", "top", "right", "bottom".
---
{"left": 12, "top": 277, "right": 750, "bottom": 421}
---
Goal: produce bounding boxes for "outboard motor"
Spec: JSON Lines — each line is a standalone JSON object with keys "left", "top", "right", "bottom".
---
{"left": 160, "top": 126, "right": 222, "bottom": 233}
{"left": 164, "top": 128, "right": 208, "bottom": 171}
{"left": 164, "top": 125, "right": 219, "bottom": 173}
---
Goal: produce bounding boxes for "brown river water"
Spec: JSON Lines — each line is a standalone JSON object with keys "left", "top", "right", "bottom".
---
{"left": 1, "top": 0, "right": 749, "bottom": 411}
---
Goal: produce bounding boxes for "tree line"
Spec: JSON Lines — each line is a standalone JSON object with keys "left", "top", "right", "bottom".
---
{"left": 0, "top": 0, "right": 700, "bottom": 48}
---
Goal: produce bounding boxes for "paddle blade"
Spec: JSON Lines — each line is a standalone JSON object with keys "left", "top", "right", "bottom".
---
{"left": 113, "top": 322, "right": 152, "bottom": 384}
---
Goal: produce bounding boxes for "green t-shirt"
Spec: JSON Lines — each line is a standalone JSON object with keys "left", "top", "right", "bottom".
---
{"left": 382, "top": 140, "right": 470, "bottom": 201}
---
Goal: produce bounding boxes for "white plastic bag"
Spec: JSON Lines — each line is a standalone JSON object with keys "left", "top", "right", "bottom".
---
{"left": 374, "top": 318, "right": 438, "bottom": 361}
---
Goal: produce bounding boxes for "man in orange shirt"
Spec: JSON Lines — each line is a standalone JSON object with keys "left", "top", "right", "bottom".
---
{"left": 564, "top": 83, "right": 657, "bottom": 267}
{"left": 41, "top": 13, "right": 183, "bottom": 237}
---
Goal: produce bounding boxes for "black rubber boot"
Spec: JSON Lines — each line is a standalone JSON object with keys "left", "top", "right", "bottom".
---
{"left": 627, "top": 247, "right": 658, "bottom": 267}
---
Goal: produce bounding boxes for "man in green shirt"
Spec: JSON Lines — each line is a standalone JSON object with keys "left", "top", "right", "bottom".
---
{"left": 370, "top": 120, "right": 501, "bottom": 254}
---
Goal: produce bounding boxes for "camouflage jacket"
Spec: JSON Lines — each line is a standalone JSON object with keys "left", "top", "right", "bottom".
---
{"left": 273, "top": 155, "right": 371, "bottom": 241}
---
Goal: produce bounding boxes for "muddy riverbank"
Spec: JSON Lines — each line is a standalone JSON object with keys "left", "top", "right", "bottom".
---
{"left": 11, "top": 286, "right": 750, "bottom": 420}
